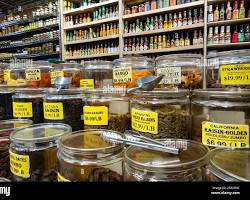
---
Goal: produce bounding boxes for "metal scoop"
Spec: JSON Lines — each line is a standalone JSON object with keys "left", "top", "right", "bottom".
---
{"left": 54, "top": 77, "right": 72, "bottom": 91}
{"left": 128, "top": 75, "right": 165, "bottom": 93}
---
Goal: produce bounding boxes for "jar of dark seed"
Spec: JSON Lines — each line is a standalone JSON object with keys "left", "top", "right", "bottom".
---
{"left": 124, "top": 139, "right": 209, "bottom": 181}
{"left": 0, "top": 88, "right": 14, "bottom": 120}
{"left": 43, "top": 88, "right": 84, "bottom": 131}
{"left": 57, "top": 130, "right": 124, "bottom": 182}
{"left": 0, "top": 119, "right": 33, "bottom": 179}
{"left": 12, "top": 88, "right": 46, "bottom": 124}
{"left": 83, "top": 89, "right": 130, "bottom": 133}
{"left": 130, "top": 89, "right": 190, "bottom": 139}
{"left": 9, "top": 123, "right": 71, "bottom": 182}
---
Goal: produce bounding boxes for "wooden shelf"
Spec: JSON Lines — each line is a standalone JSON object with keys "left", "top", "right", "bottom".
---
{"left": 65, "top": 52, "right": 119, "bottom": 59}
{"left": 207, "top": 42, "right": 250, "bottom": 49}
{"left": 123, "top": 1, "right": 204, "bottom": 20}
{"left": 123, "top": 45, "right": 203, "bottom": 55}
{"left": 208, "top": 18, "right": 250, "bottom": 27}
{"left": 123, "top": 23, "right": 204, "bottom": 38}
{"left": 65, "top": 35, "right": 119, "bottom": 45}
{"left": 63, "top": 0, "right": 119, "bottom": 15}
{"left": 64, "top": 17, "right": 119, "bottom": 30}
{"left": 208, "top": 0, "right": 232, "bottom": 4}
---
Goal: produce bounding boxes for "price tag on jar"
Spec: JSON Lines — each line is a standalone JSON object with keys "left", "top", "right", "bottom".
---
{"left": 13, "top": 102, "right": 33, "bottom": 118}
{"left": 202, "top": 121, "right": 249, "bottom": 148}
{"left": 220, "top": 64, "right": 250, "bottom": 85}
{"left": 80, "top": 79, "right": 94, "bottom": 89}
{"left": 43, "top": 102, "right": 64, "bottom": 120}
{"left": 156, "top": 67, "right": 181, "bottom": 84}
{"left": 3, "top": 69, "right": 10, "bottom": 82}
{"left": 9, "top": 151, "right": 30, "bottom": 178}
{"left": 113, "top": 67, "right": 132, "bottom": 83}
{"left": 51, "top": 71, "right": 64, "bottom": 84}
{"left": 131, "top": 108, "right": 158, "bottom": 135}
{"left": 83, "top": 106, "right": 108, "bottom": 126}
{"left": 25, "top": 68, "right": 41, "bottom": 81}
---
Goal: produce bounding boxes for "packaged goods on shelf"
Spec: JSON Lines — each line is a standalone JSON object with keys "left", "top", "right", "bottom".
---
{"left": 64, "top": 0, "right": 110, "bottom": 11}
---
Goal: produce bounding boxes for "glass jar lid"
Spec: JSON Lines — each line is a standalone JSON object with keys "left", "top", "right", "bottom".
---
{"left": 10, "top": 123, "right": 71, "bottom": 145}
{"left": 132, "top": 88, "right": 188, "bottom": 98}
{"left": 53, "top": 63, "right": 83, "bottom": 69}
{"left": 209, "top": 148, "right": 250, "bottom": 182}
{"left": 46, "top": 88, "right": 83, "bottom": 95}
{"left": 84, "top": 60, "right": 113, "bottom": 70}
{"left": 114, "top": 56, "right": 154, "bottom": 69}
{"left": 125, "top": 139, "right": 209, "bottom": 172}
{"left": 14, "top": 88, "right": 47, "bottom": 95}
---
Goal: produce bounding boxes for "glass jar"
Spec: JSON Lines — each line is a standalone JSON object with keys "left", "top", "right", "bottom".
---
{"left": 130, "top": 89, "right": 190, "bottom": 139}
{"left": 113, "top": 56, "right": 154, "bottom": 88}
{"left": 155, "top": 54, "right": 203, "bottom": 89}
{"left": 0, "top": 119, "right": 33, "bottom": 179}
{"left": 5, "top": 67, "right": 26, "bottom": 86}
{"left": 207, "top": 148, "right": 250, "bottom": 182}
{"left": 25, "top": 61, "right": 52, "bottom": 88}
{"left": 124, "top": 139, "right": 209, "bottom": 181}
{"left": 43, "top": 89, "right": 84, "bottom": 131}
{"left": 57, "top": 130, "right": 124, "bottom": 182}
{"left": 51, "top": 63, "right": 82, "bottom": 87}
{"left": 80, "top": 61, "right": 113, "bottom": 89}
{"left": 0, "top": 87, "right": 14, "bottom": 120}
{"left": 9, "top": 123, "right": 71, "bottom": 182}
{"left": 207, "top": 50, "right": 250, "bottom": 88}
{"left": 191, "top": 89, "right": 250, "bottom": 148}
{"left": 12, "top": 88, "right": 46, "bottom": 124}
{"left": 0, "top": 63, "right": 7, "bottom": 84}
{"left": 84, "top": 89, "right": 130, "bottom": 133}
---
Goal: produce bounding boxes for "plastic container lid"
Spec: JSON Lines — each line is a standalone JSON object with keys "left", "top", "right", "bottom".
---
{"left": 132, "top": 88, "right": 189, "bottom": 98}
{"left": 193, "top": 88, "right": 250, "bottom": 98}
{"left": 114, "top": 56, "right": 154, "bottom": 69}
{"left": 84, "top": 60, "right": 113, "bottom": 70}
{"left": 208, "top": 148, "right": 250, "bottom": 182}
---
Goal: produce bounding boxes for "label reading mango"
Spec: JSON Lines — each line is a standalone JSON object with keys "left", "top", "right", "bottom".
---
{"left": 4, "top": 69, "right": 10, "bottom": 82}
{"left": 25, "top": 68, "right": 41, "bottom": 81}
{"left": 131, "top": 108, "right": 158, "bottom": 134}
{"left": 57, "top": 173, "right": 70, "bottom": 182}
{"left": 220, "top": 64, "right": 250, "bottom": 85}
{"left": 202, "top": 121, "right": 249, "bottom": 148}
{"left": 10, "top": 151, "right": 30, "bottom": 178}
{"left": 84, "top": 106, "right": 108, "bottom": 125}
{"left": 80, "top": 79, "right": 94, "bottom": 89}
{"left": 43, "top": 102, "right": 64, "bottom": 120}
{"left": 113, "top": 67, "right": 132, "bottom": 83}
{"left": 13, "top": 102, "right": 33, "bottom": 118}
{"left": 51, "top": 71, "right": 64, "bottom": 84}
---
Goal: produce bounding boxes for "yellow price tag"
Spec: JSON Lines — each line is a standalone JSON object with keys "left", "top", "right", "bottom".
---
{"left": 43, "top": 102, "right": 64, "bottom": 120}
{"left": 84, "top": 106, "right": 108, "bottom": 126}
{"left": 51, "top": 71, "right": 64, "bottom": 84}
{"left": 13, "top": 102, "right": 33, "bottom": 118}
{"left": 80, "top": 79, "right": 94, "bottom": 89}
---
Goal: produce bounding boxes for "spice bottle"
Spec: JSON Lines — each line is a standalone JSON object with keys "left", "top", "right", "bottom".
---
{"left": 185, "top": 31, "right": 190, "bottom": 46}
{"left": 208, "top": 5, "right": 214, "bottom": 22}
{"left": 219, "top": 26, "right": 225, "bottom": 44}
{"left": 220, "top": 4, "right": 225, "bottom": 21}
{"left": 208, "top": 27, "right": 214, "bottom": 44}
{"left": 151, "top": 0, "right": 157, "bottom": 10}
{"left": 168, "top": 13, "right": 173, "bottom": 28}
{"left": 238, "top": 24, "right": 245, "bottom": 42}
{"left": 199, "top": 30, "right": 203, "bottom": 45}
{"left": 193, "top": 30, "right": 198, "bottom": 45}
{"left": 214, "top": 5, "right": 220, "bottom": 22}
{"left": 188, "top": 10, "right": 192, "bottom": 25}
{"left": 233, "top": 0, "right": 239, "bottom": 19}
{"left": 183, "top": 11, "right": 188, "bottom": 25}
{"left": 173, "top": 13, "right": 178, "bottom": 28}
{"left": 239, "top": 0, "right": 245, "bottom": 19}
{"left": 213, "top": 26, "right": 219, "bottom": 44}
{"left": 193, "top": 9, "right": 198, "bottom": 24}
{"left": 226, "top": 1, "right": 232, "bottom": 20}
{"left": 232, "top": 25, "right": 239, "bottom": 43}
{"left": 225, "top": 25, "right": 231, "bottom": 43}
{"left": 164, "top": 14, "right": 168, "bottom": 29}
{"left": 199, "top": 8, "right": 204, "bottom": 23}
{"left": 180, "top": 33, "right": 185, "bottom": 46}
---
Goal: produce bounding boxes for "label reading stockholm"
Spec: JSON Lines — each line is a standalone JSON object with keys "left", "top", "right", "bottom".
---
{"left": 58, "top": 173, "right": 70, "bottom": 182}
{"left": 84, "top": 106, "right": 108, "bottom": 125}
{"left": 220, "top": 64, "right": 250, "bottom": 85}
{"left": 132, "top": 108, "right": 158, "bottom": 134}
{"left": 51, "top": 71, "right": 64, "bottom": 84}
{"left": 157, "top": 67, "right": 181, "bottom": 84}
{"left": 80, "top": 79, "right": 94, "bottom": 89}
{"left": 13, "top": 102, "right": 33, "bottom": 118}
{"left": 10, "top": 151, "right": 30, "bottom": 178}
{"left": 202, "top": 121, "right": 249, "bottom": 148}
{"left": 43, "top": 102, "right": 64, "bottom": 120}
{"left": 113, "top": 67, "right": 132, "bottom": 83}
{"left": 25, "top": 68, "right": 41, "bottom": 81}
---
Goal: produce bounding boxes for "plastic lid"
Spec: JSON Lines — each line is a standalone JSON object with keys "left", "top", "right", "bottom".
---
{"left": 114, "top": 56, "right": 154, "bottom": 69}
{"left": 14, "top": 88, "right": 47, "bottom": 95}
{"left": 193, "top": 88, "right": 250, "bottom": 98}
{"left": 84, "top": 60, "right": 113, "bottom": 70}
{"left": 208, "top": 49, "right": 250, "bottom": 58}
{"left": 10, "top": 123, "right": 71, "bottom": 144}
{"left": 53, "top": 63, "right": 83, "bottom": 69}
{"left": 46, "top": 88, "right": 83, "bottom": 95}
{"left": 209, "top": 148, "right": 250, "bottom": 182}
{"left": 125, "top": 139, "right": 209, "bottom": 172}
{"left": 132, "top": 88, "right": 188, "bottom": 98}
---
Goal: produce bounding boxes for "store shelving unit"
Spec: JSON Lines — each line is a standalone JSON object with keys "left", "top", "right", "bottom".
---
{"left": 207, "top": 42, "right": 250, "bottom": 49}
{"left": 64, "top": 52, "right": 119, "bottom": 59}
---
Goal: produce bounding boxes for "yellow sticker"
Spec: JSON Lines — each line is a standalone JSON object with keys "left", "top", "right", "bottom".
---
{"left": 202, "top": 121, "right": 249, "bottom": 148}
{"left": 51, "top": 71, "right": 64, "bottom": 84}
{"left": 43, "top": 102, "right": 64, "bottom": 120}
{"left": 220, "top": 64, "right": 250, "bottom": 85}
{"left": 4, "top": 69, "right": 10, "bottom": 82}
{"left": 84, "top": 106, "right": 108, "bottom": 125}
{"left": 113, "top": 67, "right": 132, "bottom": 83}
{"left": 9, "top": 151, "right": 30, "bottom": 178}
{"left": 25, "top": 68, "right": 41, "bottom": 81}
{"left": 58, "top": 172, "right": 70, "bottom": 182}
{"left": 80, "top": 79, "right": 94, "bottom": 89}
{"left": 13, "top": 102, "right": 33, "bottom": 118}
{"left": 131, "top": 108, "right": 158, "bottom": 134}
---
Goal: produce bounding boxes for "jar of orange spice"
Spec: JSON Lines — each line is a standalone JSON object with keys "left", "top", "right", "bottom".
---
{"left": 113, "top": 56, "right": 155, "bottom": 88}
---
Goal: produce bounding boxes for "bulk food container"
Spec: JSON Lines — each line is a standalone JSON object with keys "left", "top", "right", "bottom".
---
{"left": 207, "top": 50, "right": 250, "bottom": 88}
{"left": 12, "top": 88, "right": 46, "bottom": 124}
{"left": 113, "top": 56, "right": 154, "bottom": 88}
{"left": 51, "top": 63, "right": 82, "bottom": 87}
{"left": 80, "top": 61, "right": 113, "bottom": 89}
{"left": 130, "top": 89, "right": 190, "bottom": 139}
{"left": 4, "top": 67, "right": 26, "bottom": 86}
{"left": 207, "top": 148, "right": 250, "bottom": 182}
{"left": 124, "top": 139, "right": 209, "bottom": 181}
{"left": 155, "top": 54, "right": 203, "bottom": 89}
{"left": 0, "top": 63, "right": 7, "bottom": 84}
{"left": 83, "top": 89, "right": 130, "bottom": 133}
{"left": 43, "top": 89, "right": 84, "bottom": 131}
{"left": 191, "top": 89, "right": 250, "bottom": 148}
{"left": 57, "top": 130, "right": 124, "bottom": 182}
{"left": 0, "top": 119, "right": 32, "bottom": 179}
{"left": 9, "top": 123, "right": 71, "bottom": 182}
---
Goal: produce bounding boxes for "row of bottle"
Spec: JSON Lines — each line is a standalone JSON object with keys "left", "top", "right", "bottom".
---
{"left": 208, "top": 0, "right": 250, "bottom": 22}
{"left": 208, "top": 24, "right": 250, "bottom": 44}
{"left": 64, "top": 0, "right": 108, "bottom": 11}
{"left": 66, "top": 23, "right": 119, "bottom": 42}
{"left": 65, "top": 41, "right": 119, "bottom": 57}
{"left": 124, "top": 9, "right": 203, "bottom": 33}
{"left": 124, "top": 30, "right": 203, "bottom": 51}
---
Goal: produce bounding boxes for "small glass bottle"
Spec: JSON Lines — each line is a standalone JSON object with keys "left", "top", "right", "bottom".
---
{"left": 168, "top": 13, "right": 173, "bottom": 28}
{"left": 220, "top": 4, "right": 225, "bottom": 21}
{"left": 193, "top": 30, "right": 198, "bottom": 45}
{"left": 239, "top": 0, "right": 245, "bottom": 19}
{"left": 175, "top": 33, "right": 180, "bottom": 47}
{"left": 219, "top": 26, "right": 225, "bottom": 44}
{"left": 193, "top": 9, "right": 198, "bottom": 24}
{"left": 154, "top": 35, "right": 158, "bottom": 49}
{"left": 232, "top": 0, "right": 239, "bottom": 19}
{"left": 164, "top": 14, "right": 168, "bottom": 29}
{"left": 226, "top": 1, "right": 232, "bottom": 20}
{"left": 245, "top": 24, "right": 250, "bottom": 42}
{"left": 208, "top": 27, "right": 214, "bottom": 44}
{"left": 158, "top": 35, "right": 163, "bottom": 49}
{"left": 232, "top": 25, "right": 239, "bottom": 43}
{"left": 188, "top": 10, "right": 192, "bottom": 25}
{"left": 185, "top": 32, "right": 190, "bottom": 46}
{"left": 159, "top": 15, "right": 163, "bottom": 29}
{"left": 199, "top": 8, "right": 204, "bottom": 23}
{"left": 238, "top": 24, "right": 245, "bottom": 42}
{"left": 199, "top": 30, "right": 203, "bottom": 45}
{"left": 214, "top": 5, "right": 220, "bottom": 22}
{"left": 213, "top": 26, "right": 219, "bottom": 44}
{"left": 173, "top": 13, "right": 178, "bottom": 28}
{"left": 208, "top": 5, "right": 214, "bottom": 22}
{"left": 183, "top": 11, "right": 188, "bottom": 26}
{"left": 178, "top": 12, "right": 182, "bottom": 27}
{"left": 180, "top": 32, "right": 185, "bottom": 47}
{"left": 171, "top": 34, "right": 175, "bottom": 47}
